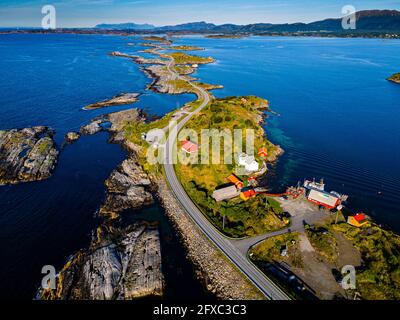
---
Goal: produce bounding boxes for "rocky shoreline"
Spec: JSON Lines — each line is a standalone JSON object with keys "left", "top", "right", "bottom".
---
{"left": 0, "top": 126, "right": 58, "bottom": 185}
{"left": 99, "top": 157, "right": 154, "bottom": 220}
{"left": 40, "top": 222, "right": 164, "bottom": 300}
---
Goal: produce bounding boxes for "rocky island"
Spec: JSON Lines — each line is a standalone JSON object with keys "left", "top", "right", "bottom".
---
{"left": 84, "top": 93, "right": 140, "bottom": 110}
{"left": 0, "top": 126, "right": 58, "bottom": 185}
{"left": 388, "top": 72, "right": 400, "bottom": 84}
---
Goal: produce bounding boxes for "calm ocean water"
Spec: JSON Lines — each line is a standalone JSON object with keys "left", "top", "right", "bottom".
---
{"left": 174, "top": 35, "right": 400, "bottom": 232}
{"left": 1, "top": 33, "right": 400, "bottom": 299}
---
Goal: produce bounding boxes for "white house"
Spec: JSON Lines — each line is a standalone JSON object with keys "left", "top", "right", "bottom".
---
{"left": 238, "top": 153, "right": 259, "bottom": 172}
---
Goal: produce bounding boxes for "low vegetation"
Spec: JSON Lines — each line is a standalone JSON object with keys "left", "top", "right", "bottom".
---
{"left": 170, "top": 52, "right": 214, "bottom": 65}
{"left": 170, "top": 45, "right": 203, "bottom": 51}
{"left": 141, "top": 36, "right": 171, "bottom": 44}
{"left": 37, "top": 139, "right": 51, "bottom": 154}
{"left": 174, "top": 65, "right": 194, "bottom": 75}
{"left": 388, "top": 72, "right": 400, "bottom": 84}
{"left": 305, "top": 225, "right": 338, "bottom": 263}
{"left": 167, "top": 79, "right": 195, "bottom": 92}
{"left": 250, "top": 233, "right": 302, "bottom": 267}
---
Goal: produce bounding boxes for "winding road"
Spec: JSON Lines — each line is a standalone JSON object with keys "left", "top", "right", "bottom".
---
{"left": 162, "top": 58, "right": 291, "bottom": 300}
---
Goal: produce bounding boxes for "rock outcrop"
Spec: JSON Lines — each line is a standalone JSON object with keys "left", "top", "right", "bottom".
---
{"left": 84, "top": 93, "right": 140, "bottom": 110}
{"left": 80, "top": 119, "right": 103, "bottom": 135}
{"left": 142, "top": 65, "right": 196, "bottom": 95}
{"left": 40, "top": 223, "right": 164, "bottom": 300}
{"left": 100, "top": 157, "right": 154, "bottom": 219}
{"left": 0, "top": 126, "right": 58, "bottom": 185}
{"left": 64, "top": 131, "right": 80, "bottom": 144}
{"left": 110, "top": 51, "right": 166, "bottom": 65}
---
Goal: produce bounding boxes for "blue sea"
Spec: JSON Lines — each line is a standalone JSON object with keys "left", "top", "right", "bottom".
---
{"left": 1, "top": 33, "right": 400, "bottom": 299}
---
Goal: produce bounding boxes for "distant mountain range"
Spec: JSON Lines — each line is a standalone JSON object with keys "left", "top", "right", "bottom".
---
{"left": 94, "top": 10, "right": 400, "bottom": 33}
{"left": 95, "top": 23, "right": 155, "bottom": 30}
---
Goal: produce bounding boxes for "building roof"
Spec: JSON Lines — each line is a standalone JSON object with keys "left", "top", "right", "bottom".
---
{"left": 227, "top": 174, "right": 244, "bottom": 188}
{"left": 212, "top": 185, "right": 240, "bottom": 202}
{"left": 238, "top": 153, "right": 256, "bottom": 165}
{"left": 242, "top": 189, "right": 256, "bottom": 197}
{"left": 354, "top": 213, "right": 367, "bottom": 222}
{"left": 258, "top": 147, "right": 268, "bottom": 157}
{"left": 238, "top": 153, "right": 259, "bottom": 172}
{"left": 308, "top": 189, "right": 340, "bottom": 208}
{"left": 181, "top": 140, "right": 198, "bottom": 154}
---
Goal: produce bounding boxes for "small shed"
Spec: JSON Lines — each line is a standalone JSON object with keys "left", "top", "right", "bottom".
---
{"left": 347, "top": 213, "right": 368, "bottom": 228}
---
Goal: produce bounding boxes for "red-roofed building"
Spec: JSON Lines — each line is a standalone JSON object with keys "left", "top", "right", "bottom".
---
{"left": 258, "top": 147, "right": 268, "bottom": 158}
{"left": 240, "top": 188, "right": 257, "bottom": 201}
{"left": 181, "top": 140, "right": 199, "bottom": 154}
{"left": 347, "top": 213, "right": 368, "bottom": 228}
{"left": 227, "top": 174, "right": 244, "bottom": 190}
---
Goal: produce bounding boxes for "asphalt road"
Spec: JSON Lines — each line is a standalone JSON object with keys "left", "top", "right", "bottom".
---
{"left": 162, "top": 59, "right": 290, "bottom": 300}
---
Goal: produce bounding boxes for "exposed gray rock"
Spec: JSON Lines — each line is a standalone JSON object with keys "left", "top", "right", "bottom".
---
{"left": 107, "top": 108, "right": 144, "bottom": 133}
{"left": 80, "top": 120, "right": 103, "bottom": 135}
{"left": 100, "top": 157, "right": 153, "bottom": 218}
{"left": 142, "top": 65, "right": 195, "bottom": 95}
{"left": 0, "top": 126, "right": 58, "bottom": 185}
{"left": 84, "top": 93, "right": 140, "bottom": 110}
{"left": 40, "top": 223, "right": 164, "bottom": 300}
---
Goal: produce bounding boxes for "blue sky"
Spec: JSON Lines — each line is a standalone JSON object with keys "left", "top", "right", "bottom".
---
{"left": 1, "top": 0, "right": 399, "bottom": 27}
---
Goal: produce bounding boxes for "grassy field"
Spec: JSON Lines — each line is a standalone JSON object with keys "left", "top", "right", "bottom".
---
{"left": 250, "top": 233, "right": 302, "bottom": 267}
{"left": 174, "top": 65, "right": 194, "bottom": 75}
{"left": 167, "top": 79, "right": 196, "bottom": 92}
{"left": 175, "top": 96, "right": 286, "bottom": 237}
{"left": 170, "top": 45, "right": 203, "bottom": 51}
{"left": 305, "top": 226, "right": 338, "bottom": 263}
{"left": 170, "top": 52, "right": 214, "bottom": 65}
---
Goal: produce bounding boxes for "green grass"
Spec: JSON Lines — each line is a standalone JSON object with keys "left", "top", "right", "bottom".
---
{"left": 37, "top": 140, "right": 51, "bottom": 154}
{"left": 174, "top": 65, "right": 194, "bottom": 75}
{"left": 178, "top": 178, "right": 287, "bottom": 238}
{"left": 170, "top": 45, "right": 203, "bottom": 51}
{"left": 170, "top": 52, "right": 214, "bottom": 65}
{"left": 250, "top": 232, "right": 302, "bottom": 266}
{"left": 167, "top": 79, "right": 195, "bottom": 92}
{"left": 331, "top": 222, "right": 400, "bottom": 300}
{"left": 305, "top": 226, "right": 338, "bottom": 263}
